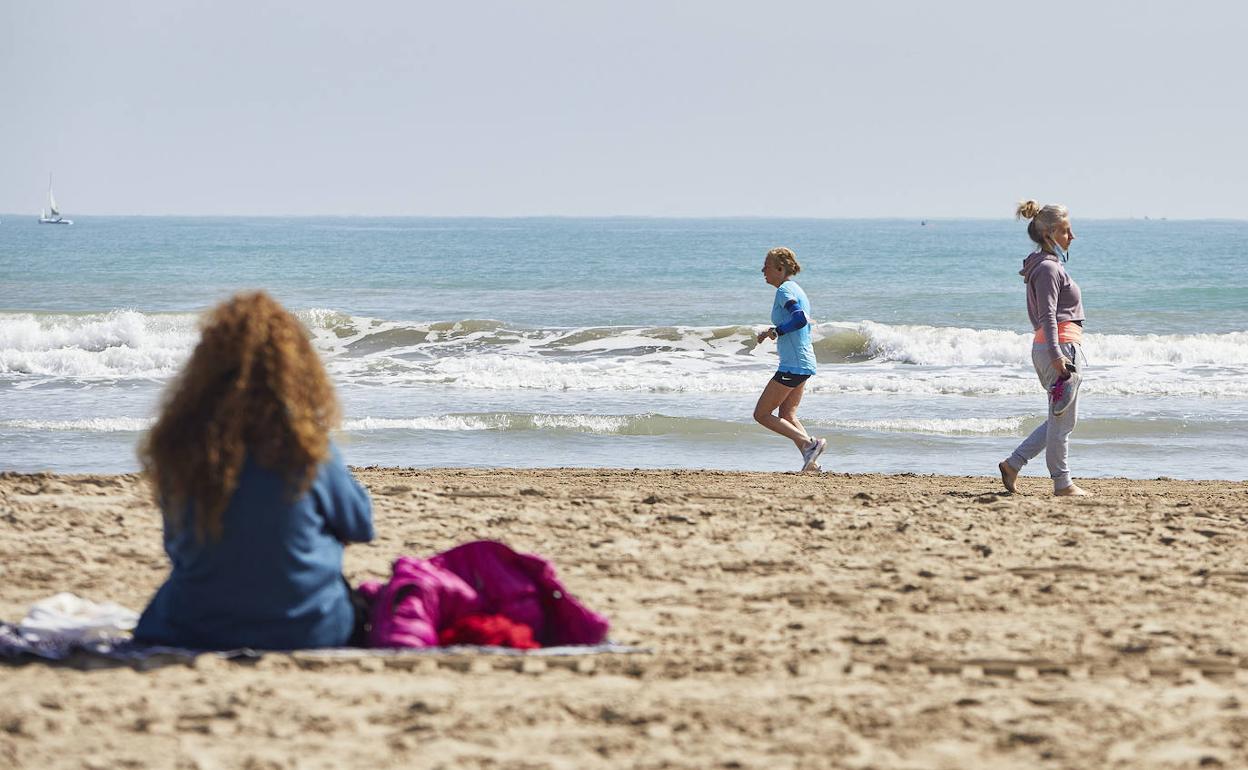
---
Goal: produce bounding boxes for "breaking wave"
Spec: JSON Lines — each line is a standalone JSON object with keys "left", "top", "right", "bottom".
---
{"left": 2, "top": 309, "right": 1245, "bottom": 397}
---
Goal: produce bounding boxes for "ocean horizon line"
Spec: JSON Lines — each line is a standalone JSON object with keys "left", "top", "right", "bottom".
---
{"left": 2, "top": 213, "right": 1245, "bottom": 223}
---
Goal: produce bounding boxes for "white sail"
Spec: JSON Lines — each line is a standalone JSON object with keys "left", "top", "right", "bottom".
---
{"left": 48, "top": 174, "right": 59, "bottom": 217}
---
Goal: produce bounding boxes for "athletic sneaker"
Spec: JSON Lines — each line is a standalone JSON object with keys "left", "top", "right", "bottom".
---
{"left": 800, "top": 437, "right": 827, "bottom": 472}
{"left": 1050, "top": 363, "right": 1081, "bottom": 417}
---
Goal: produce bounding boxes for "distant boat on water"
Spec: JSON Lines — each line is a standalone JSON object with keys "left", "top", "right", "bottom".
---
{"left": 38, "top": 173, "right": 73, "bottom": 225}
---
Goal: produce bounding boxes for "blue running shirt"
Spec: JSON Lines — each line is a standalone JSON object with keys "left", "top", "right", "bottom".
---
{"left": 771, "top": 281, "right": 817, "bottom": 375}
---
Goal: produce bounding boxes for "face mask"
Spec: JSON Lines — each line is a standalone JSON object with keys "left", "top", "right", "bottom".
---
{"left": 1050, "top": 238, "right": 1069, "bottom": 263}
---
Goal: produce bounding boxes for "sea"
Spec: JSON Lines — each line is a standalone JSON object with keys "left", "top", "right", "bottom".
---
{"left": 1, "top": 217, "right": 1245, "bottom": 479}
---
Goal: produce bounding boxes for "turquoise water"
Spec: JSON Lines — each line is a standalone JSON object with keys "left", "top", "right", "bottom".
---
{"left": 2, "top": 216, "right": 1246, "bottom": 478}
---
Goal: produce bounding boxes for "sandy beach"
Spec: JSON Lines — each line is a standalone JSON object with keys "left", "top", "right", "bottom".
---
{"left": 2, "top": 468, "right": 1247, "bottom": 769}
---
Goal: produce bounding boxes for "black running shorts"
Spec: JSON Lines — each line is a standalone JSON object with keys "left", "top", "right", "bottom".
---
{"left": 771, "top": 371, "right": 812, "bottom": 388}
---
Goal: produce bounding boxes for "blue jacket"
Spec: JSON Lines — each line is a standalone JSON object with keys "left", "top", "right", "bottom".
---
{"left": 134, "top": 444, "right": 374, "bottom": 650}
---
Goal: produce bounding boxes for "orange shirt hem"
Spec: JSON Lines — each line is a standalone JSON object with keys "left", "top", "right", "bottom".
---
{"left": 1033, "top": 321, "right": 1084, "bottom": 345}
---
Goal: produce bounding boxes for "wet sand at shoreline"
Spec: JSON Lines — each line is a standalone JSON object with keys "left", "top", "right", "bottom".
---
{"left": 2, "top": 468, "right": 1247, "bottom": 769}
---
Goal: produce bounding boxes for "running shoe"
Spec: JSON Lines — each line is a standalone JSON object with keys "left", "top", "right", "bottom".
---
{"left": 800, "top": 437, "right": 827, "bottom": 472}
{"left": 1050, "top": 363, "right": 1081, "bottom": 417}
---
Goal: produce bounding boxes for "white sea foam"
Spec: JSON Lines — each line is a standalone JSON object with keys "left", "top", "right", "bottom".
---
{"left": 342, "top": 413, "right": 1029, "bottom": 437}
{"left": 855, "top": 321, "right": 1248, "bottom": 366}
{"left": 0, "top": 311, "right": 198, "bottom": 379}
{"left": 1084, "top": 331, "right": 1248, "bottom": 365}
{"left": 343, "top": 415, "right": 509, "bottom": 432}
{"left": 327, "top": 354, "right": 1248, "bottom": 397}
{"left": 4, "top": 310, "right": 1247, "bottom": 397}
{"left": 530, "top": 414, "right": 633, "bottom": 433}
{"left": 295, "top": 311, "right": 1248, "bottom": 370}
{"left": 0, "top": 413, "right": 637, "bottom": 435}
{"left": 857, "top": 322, "right": 1030, "bottom": 366}
{"left": 825, "top": 417, "right": 1027, "bottom": 435}
{"left": 344, "top": 414, "right": 647, "bottom": 434}
{"left": 1, "top": 417, "right": 155, "bottom": 432}
{"left": 6, "top": 412, "right": 1240, "bottom": 446}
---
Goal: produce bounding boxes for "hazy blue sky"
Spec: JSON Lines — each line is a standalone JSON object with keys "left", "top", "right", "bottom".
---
{"left": 2, "top": 1, "right": 1245, "bottom": 217}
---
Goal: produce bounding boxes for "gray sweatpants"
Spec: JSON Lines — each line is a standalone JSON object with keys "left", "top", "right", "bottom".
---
{"left": 1006, "top": 342, "right": 1081, "bottom": 491}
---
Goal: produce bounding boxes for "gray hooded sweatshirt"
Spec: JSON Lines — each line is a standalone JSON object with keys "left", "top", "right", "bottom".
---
{"left": 1020, "top": 251, "right": 1084, "bottom": 362}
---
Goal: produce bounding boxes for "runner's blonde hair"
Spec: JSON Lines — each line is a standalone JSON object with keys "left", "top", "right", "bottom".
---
{"left": 766, "top": 247, "right": 802, "bottom": 276}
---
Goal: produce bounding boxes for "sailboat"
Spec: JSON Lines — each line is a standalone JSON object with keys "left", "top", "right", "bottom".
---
{"left": 38, "top": 173, "right": 73, "bottom": 225}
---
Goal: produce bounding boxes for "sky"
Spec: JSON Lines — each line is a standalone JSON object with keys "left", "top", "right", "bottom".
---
{"left": 2, "top": 1, "right": 1246, "bottom": 218}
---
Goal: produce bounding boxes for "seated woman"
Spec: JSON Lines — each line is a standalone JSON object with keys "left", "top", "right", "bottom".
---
{"left": 133, "top": 291, "right": 374, "bottom": 650}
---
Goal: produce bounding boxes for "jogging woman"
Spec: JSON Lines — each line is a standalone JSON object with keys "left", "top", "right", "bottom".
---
{"left": 754, "top": 246, "right": 826, "bottom": 472}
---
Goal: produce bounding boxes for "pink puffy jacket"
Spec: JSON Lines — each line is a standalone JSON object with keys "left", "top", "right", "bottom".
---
{"left": 357, "top": 540, "right": 609, "bottom": 649}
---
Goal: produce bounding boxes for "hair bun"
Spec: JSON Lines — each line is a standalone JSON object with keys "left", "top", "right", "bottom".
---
{"left": 1015, "top": 199, "right": 1042, "bottom": 220}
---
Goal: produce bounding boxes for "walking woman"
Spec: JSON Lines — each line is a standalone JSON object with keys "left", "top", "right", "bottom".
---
{"left": 999, "top": 201, "right": 1089, "bottom": 496}
{"left": 754, "top": 246, "right": 826, "bottom": 472}
{"left": 134, "top": 291, "right": 375, "bottom": 650}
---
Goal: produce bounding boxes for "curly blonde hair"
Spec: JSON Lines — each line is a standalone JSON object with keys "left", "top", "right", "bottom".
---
{"left": 766, "top": 247, "right": 802, "bottom": 276}
{"left": 140, "top": 291, "right": 339, "bottom": 541}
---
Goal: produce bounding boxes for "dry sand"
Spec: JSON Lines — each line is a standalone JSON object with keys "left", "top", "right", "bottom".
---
{"left": 2, "top": 468, "right": 1247, "bottom": 769}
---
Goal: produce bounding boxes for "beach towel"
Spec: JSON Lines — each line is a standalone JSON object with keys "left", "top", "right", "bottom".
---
{"left": 2, "top": 548, "right": 616, "bottom": 663}
{"left": 0, "top": 610, "right": 636, "bottom": 664}
{"left": 358, "top": 540, "right": 609, "bottom": 649}
{"left": 0, "top": 615, "right": 637, "bottom": 664}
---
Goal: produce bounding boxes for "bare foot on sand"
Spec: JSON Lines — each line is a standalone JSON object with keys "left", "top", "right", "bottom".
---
{"left": 1055, "top": 484, "right": 1090, "bottom": 497}
{"left": 997, "top": 460, "right": 1018, "bottom": 494}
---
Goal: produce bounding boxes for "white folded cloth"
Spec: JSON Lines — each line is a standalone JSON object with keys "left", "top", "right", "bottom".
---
{"left": 19, "top": 592, "right": 139, "bottom": 644}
